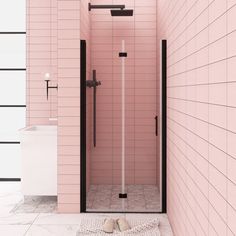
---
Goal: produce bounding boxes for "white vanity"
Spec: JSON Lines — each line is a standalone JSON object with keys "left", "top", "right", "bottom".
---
{"left": 19, "top": 126, "right": 57, "bottom": 196}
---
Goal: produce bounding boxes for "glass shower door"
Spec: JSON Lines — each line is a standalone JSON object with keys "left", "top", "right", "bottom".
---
{"left": 84, "top": 0, "right": 162, "bottom": 212}
{"left": 85, "top": 39, "right": 161, "bottom": 213}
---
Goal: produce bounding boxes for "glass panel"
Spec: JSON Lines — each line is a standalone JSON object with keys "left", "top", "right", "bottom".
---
{"left": 0, "top": 35, "right": 26, "bottom": 68}
{"left": 0, "top": 108, "right": 26, "bottom": 141}
{"left": 0, "top": 0, "right": 26, "bottom": 31}
{"left": 0, "top": 144, "right": 21, "bottom": 178}
{"left": 0, "top": 72, "right": 26, "bottom": 105}
{"left": 86, "top": 1, "right": 160, "bottom": 213}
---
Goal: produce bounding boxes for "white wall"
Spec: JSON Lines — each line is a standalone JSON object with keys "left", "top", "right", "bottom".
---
{"left": 0, "top": 0, "right": 26, "bottom": 179}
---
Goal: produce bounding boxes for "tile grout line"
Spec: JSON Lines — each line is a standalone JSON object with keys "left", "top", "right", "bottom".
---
{"left": 23, "top": 213, "right": 40, "bottom": 236}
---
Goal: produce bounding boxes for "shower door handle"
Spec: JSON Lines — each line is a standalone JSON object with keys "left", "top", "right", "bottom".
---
{"left": 155, "top": 116, "right": 158, "bottom": 136}
{"left": 86, "top": 70, "right": 101, "bottom": 147}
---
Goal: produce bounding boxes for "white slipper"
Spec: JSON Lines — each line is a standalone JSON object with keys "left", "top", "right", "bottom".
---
{"left": 117, "top": 217, "right": 131, "bottom": 232}
{"left": 102, "top": 218, "right": 115, "bottom": 233}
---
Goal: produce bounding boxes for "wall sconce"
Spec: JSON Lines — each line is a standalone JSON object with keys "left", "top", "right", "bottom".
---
{"left": 44, "top": 73, "right": 58, "bottom": 100}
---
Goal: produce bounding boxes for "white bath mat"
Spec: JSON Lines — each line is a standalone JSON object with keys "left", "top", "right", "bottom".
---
{"left": 77, "top": 217, "right": 160, "bottom": 236}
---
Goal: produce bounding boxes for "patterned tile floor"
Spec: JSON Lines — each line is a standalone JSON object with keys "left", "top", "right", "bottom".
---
{"left": 0, "top": 183, "right": 173, "bottom": 235}
{"left": 87, "top": 185, "right": 161, "bottom": 212}
{"left": 11, "top": 196, "right": 57, "bottom": 213}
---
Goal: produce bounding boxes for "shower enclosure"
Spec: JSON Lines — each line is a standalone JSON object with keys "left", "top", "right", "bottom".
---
{"left": 80, "top": 0, "right": 166, "bottom": 213}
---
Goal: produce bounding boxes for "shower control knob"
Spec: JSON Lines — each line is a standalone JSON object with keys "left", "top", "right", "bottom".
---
{"left": 86, "top": 80, "right": 94, "bottom": 88}
{"left": 96, "top": 80, "right": 101, "bottom": 86}
{"left": 86, "top": 80, "right": 101, "bottom": 88}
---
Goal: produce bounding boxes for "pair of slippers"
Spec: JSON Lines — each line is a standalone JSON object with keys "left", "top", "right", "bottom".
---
{"left": 103, "top": 218, "right": 131, "bottom": 233}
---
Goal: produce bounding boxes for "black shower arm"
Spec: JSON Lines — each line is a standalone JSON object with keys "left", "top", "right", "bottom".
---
{"left": 88, "top": 3, "right": 125, "bottom": 11}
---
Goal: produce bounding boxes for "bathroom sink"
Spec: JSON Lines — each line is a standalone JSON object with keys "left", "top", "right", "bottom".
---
{"left": 20, "top": 125, "right": 57, "bottom": 133}
{"left": 19, "top": 125, "right": 57, "bottom": 196}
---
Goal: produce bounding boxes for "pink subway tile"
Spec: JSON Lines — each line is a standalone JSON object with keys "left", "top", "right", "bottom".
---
{"left": 58, "top": 1, "right": 80, "bottom": 10}
{"left": 58, "top": 49, "right": 80, "bottom": 60}
{"left": 58, "top": 117, "right": 80, "bottom": 126}
{"left": 58, "top": 19, "right": 80, "bottom": 29}
{"left": 209, "top": 38, "right": 227, "bottom": 63}
{"left": 58, "top": 175, "right": 80, "bottom": 185}
{"left": 228, "top": 132, "right": 236, "bottom": 160}
{"left": 135, "top": 7, "right": 156, "bottom": 15}
{"left": 58, "top": 165, "right": 80, "bottom": 175}
{"left": 58, "top": 88, "right": 80, "bottom": 97}
{"left": 228, "top": 0, "right": 236, "bottom": 9}
{"left": 227, "top": 180, "right": 236, "bottom": 210}
{"left": 58, "top": 68, "right": 80, "bottom": 78}
{"left": 209, "top": 184, "right": 227, "bottom": 221}
{"left": 58, "top": 10, "right": 80, "bottom": 20}
{"left": 228, "top": 31, "right": 236, "bottom": 57}
{"left": 209, "top": 0, "right": 227, "bottom": 23}
{"left": 228, "top": 155, "right": 236, "bottom": 184}
{"left": 209, "top": 60, "right": 227, "bottom": 84}
{"left": 58, "top": 156, "right": 80, "bottom": 165}
{"left": 209, "top": 14, "right": 227, "bottom": 43}
{"left": 209, "top": 204, "right": 227, "bottom": 236}
{"left": 58, "top": 145, "right": 80, "bottom": 156}
{"left": 57, "top": 203, "right": 80, "bottom": 213}
{"left": 58, "top": 184, "right": 80, "bottom": 194}
{"left": 228, "top": 107, "right": 236, "bottom": 133}
{"left": 228, "top": 203, "right": 236, "bottom": 234}
{"left": 209, "top": 165, "right": 227, "bottom": 199}
{"left": 209, "top": 125, "right": 227, "bottom": 152}
{"left": 58, "top": 194, "right": 80, "bottom": 204}
{"left": 58, "top": 58, "right": 80, "bottom": 68}
{"left": 58, "top": 136, "right": 80, "bottom": 146}
{"left": 29, "top": 0, "right": 51, "bottom": 8}
{"left": 209, "top": 83, "right": 227, "bottom": 106}
{"left": 209, "top": 145, "right": 227, "bottom": 175}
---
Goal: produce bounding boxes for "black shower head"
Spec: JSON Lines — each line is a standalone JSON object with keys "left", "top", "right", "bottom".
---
{"left": 88, "top": 3, "right": 133, "bottom": 17}
{"left": 111, "top": 9, "right": 133, "bottom": 16}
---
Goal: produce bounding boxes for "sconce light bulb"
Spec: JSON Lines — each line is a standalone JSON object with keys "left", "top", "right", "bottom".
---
{"left": 45, "top": 73, "right": 50, "bottom": 80}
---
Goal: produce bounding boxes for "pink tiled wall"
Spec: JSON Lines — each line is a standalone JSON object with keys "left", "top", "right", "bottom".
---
{"left": 27, "top": 0, "right": 81, "bottom": 213}
{"left": 27, "top": 0, "right": 58, "bottom": 126}
{"left": 158, "top": 0, "right": 236, "bottom": 235}
{"left": 90, "top": 0, "right": 159, "bottom": 186}
{"left": 57, "top": 0, "right": 81, "bottom": 213}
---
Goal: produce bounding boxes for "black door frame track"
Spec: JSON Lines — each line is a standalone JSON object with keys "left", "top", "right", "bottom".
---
{"left": 80, "top": 39, "right": 167, "bottom": 214}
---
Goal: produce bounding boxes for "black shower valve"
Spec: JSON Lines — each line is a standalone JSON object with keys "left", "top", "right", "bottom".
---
{"left": 96, "top": 80, "right": 101, "bottom": 86}
{"left": 86, "top": 79, "right": 101, "bottom": 88}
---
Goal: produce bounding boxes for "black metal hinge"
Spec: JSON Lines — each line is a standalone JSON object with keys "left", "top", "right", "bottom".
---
{"left": 119, "top": 193, "right": 127, "bottom": 198}
{"left": 119, "top": 52, "right": 127, "bottom": 57}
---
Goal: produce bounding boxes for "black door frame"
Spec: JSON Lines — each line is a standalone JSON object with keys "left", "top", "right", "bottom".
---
{"left": 80, "top": 39, "right": 167, "bottom": 213}
{"left": 80, "top": 40, "right": 87, "bottom": 213}
{"left": 161, "top": 39, "right": 167, "bottom": 213}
